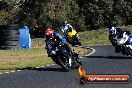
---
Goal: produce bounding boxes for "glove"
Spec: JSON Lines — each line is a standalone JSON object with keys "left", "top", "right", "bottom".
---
{"left": 59, "top": 42, "right": 64, "bottom": 46}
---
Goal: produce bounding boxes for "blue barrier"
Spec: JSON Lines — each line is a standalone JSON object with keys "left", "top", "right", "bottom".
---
{"left": 19, "top": 26, "right": 31, "bottom": 48}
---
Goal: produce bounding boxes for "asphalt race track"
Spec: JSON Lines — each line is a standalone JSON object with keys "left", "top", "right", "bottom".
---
{"left": 0, "top": 45, "right": 132, "bottom": 88}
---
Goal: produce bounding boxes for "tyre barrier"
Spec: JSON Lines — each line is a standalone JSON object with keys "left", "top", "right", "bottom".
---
{"left": 0, "top": 24, "right": 19, "bottom": 50}
{"left": 0, "top": 35, "right": 19, "bottom": 41}
{"left": 0, "top": 30, "right": 19, "bottom": 36}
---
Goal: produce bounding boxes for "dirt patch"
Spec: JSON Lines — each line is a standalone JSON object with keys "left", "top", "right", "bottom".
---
{"left": 71, "top": 46, "right": 88, "bottom": 57}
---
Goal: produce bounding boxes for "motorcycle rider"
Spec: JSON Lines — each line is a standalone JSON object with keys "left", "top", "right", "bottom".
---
{"left": 44, "top": 28, "right": 67, "bottom": 57}
{"left": 61, "top": 20, "right": 73, "bottom": 37}
{"left": 108, "top": 26, "right": 123, "bottom": 53}
{"left": 108, "top": 26, "right": 131, "bottom": 43}
{"left": 108, "top": 25, "right": 132, "bottom": 53}
{"left": 45, "top": 28, "right": 78, "bottom": 66}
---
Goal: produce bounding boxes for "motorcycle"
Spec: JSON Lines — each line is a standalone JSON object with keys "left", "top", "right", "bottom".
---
{"left": 66, "top": 28, "right": 81, "bottom": 46}
{"left": 109, "top": 29, "right": 132, "bottom": 56}
{"left": 46, "top": 38, "right": 82, "bottom": 71}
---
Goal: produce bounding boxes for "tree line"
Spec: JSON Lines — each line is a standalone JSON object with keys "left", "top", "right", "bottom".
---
{"left": 0, "top": 0, "right": 132, "bottom": 37}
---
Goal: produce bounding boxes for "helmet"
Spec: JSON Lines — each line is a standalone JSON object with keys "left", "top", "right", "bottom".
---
{"left": 64, "top": 20, "right": 67, "bottom": 24}
{"left": 45, "top": 28, "right": 54, "bottom": 39}
{"left": 62, "top": 20, "right": 67, "bottom": 26}
{"left": 108, "top": 26, "right": 116, "bottom": 35}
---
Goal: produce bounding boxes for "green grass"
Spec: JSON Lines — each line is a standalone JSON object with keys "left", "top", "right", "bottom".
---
{"left": 0, "top": 47, "right": 54, "bottom": 72}
{"left": 79, "top": 28, "right": 110, "bottom": 45}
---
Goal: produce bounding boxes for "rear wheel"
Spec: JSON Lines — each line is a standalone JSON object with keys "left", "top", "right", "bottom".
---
{"left": 73, "top": 52, "right": 82, "bottom": 65}
{"left": 72, "top": 52, "right": 82, "bottom": 69}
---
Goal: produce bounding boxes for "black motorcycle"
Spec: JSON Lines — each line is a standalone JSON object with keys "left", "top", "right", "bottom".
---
{"left": 46, "top": 38, "right": 82, "bottom": 71}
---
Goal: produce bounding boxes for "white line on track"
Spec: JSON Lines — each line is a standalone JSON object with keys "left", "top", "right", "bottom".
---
{"left": 5, "top": 72, "right": 10, "bottom": 74}
{"left": 10, "top": 71, "right": 15, "bottom": 73}
{"left": 46, "top": 65, "right": 51, "bottom": 67}
{"left": 85, "top": 47, "right": 96, "bottom": 56}
{"left": 36, "top": 67, "right": 40, "bottom": 68}
{"left": 17, "top": 70, "right": 22, "bottom": 72}
{"left": 40, "top": 66, "right": 45, "bottom": 68}
{"left": 49, "top": 64, "right": 56, "bottom": 66}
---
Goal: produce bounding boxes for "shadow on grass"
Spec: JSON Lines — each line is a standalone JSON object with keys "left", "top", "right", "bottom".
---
{"left": 86, "top": 56, "right": 132, "bottom": 59}
{"left": 17, "top": 66, "right": 68, "bottom": 72}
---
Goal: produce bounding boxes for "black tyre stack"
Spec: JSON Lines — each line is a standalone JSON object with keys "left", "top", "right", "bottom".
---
{"left": 0, "top": 24, "right": 19, "bottom": 50}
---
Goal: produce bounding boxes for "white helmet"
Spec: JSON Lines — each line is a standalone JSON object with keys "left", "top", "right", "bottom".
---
{"left": 109, "top": 27, "right": 116, "bottom": 34}
{"left": 64, "top": 20, "right": 67, "bottom": 24}
{"left": 63, "top": 20, "right": 67, "bottom": 26}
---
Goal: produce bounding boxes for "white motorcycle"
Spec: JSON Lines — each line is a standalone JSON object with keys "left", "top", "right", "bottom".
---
{"left": 114, "top": 31, "right": 132, "bottom": 56}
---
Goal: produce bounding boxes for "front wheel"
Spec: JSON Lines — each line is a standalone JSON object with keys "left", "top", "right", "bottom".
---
{"left": 72, "top": 52, "right": 82, "bottom": 65}
{"left": 51, "top": 56, "right": 59, "bottom": 65}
